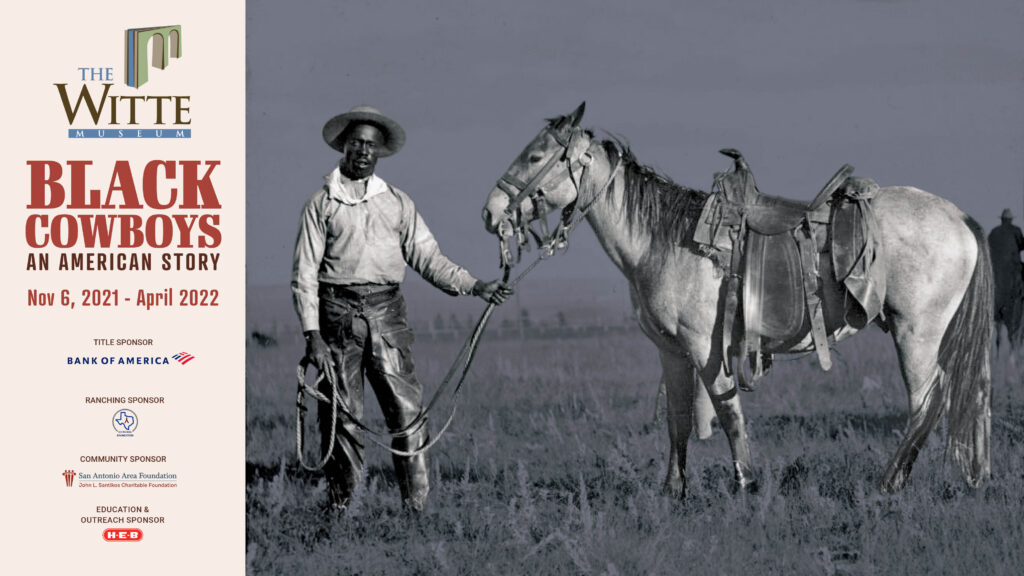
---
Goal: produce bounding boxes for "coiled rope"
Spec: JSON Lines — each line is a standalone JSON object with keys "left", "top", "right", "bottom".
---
{"left": 295, "top": 267, "right": 510, "bottom": 469}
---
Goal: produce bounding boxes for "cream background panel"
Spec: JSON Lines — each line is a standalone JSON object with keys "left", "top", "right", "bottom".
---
{"left": 0, "top": 2, "right": 245, "bottom": 574}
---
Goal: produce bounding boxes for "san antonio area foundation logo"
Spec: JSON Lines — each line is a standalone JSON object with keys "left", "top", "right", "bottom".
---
{"left": 124, "top": 25, "right": 182, "bottom": 88}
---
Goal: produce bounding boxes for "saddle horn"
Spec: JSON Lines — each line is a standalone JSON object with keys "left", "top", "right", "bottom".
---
{"left": 719, "top": 148, "right": 750, "bottom": 173}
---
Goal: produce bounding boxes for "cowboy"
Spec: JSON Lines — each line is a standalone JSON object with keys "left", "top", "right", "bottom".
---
{"left": 292, "top": 105, "right": 512, "bottom": 512}
{"left": 989, "top": 208, "right": 1024, "bottom": 344}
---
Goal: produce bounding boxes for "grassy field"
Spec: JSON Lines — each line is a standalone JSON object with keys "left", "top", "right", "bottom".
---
{"left": 246, "top": 310, "right": 1024, "bottom": 575}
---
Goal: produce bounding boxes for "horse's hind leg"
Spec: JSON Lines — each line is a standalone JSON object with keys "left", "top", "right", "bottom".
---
{"left": 660, "top": 351, "right": 695, "bottom": 499}
{"left": 882, "top": 326, "right": 945, "bottom": 492}
{"left": 885, "top": 251, "right": 969, "bottom": 493}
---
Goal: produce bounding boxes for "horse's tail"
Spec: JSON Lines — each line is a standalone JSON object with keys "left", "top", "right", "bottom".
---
{"left": 938, "top": 215, "right": 992, "bottom": 486}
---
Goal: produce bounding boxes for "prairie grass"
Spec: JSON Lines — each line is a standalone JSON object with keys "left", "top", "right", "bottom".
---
{"left": 247, "top": 315, "right": 1024, "bottom": 576}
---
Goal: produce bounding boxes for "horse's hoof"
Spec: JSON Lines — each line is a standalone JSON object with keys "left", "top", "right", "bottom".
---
{"left": 733, "top": 462, "right": 759, "bottom": 494}
{"left": 732, "top": 477, "right": 760, "bottom": 495}
{"left": 878, "top": 479, "right": 900, "bottom": 494}
{"left": 878, "top": 471, "right": 906, "bottom": 494}
{"left": 662, "top": 477, "right": 687, "bottom": 500}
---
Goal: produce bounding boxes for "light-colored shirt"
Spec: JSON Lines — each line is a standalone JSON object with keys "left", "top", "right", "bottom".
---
{"left": 291, "top": 167, "right": 478, "bottom": 331}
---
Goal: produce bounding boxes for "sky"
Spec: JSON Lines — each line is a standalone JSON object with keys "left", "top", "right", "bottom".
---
{"left": 247, "top": 0, "right": 1024, "bottom": 290}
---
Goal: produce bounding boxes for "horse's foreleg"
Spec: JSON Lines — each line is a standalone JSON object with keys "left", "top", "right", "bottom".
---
{"left": 660, "top": 351, "right": 695, "bottom": 499}
{"left": 699, "top": 363, "right": 756, "bottom": 491}
{"left": 693, "top": 380, "right": 715, "bottom": 439}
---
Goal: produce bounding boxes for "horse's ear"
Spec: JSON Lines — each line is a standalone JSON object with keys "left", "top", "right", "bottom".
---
{"left": 568, "top": 101, "right": 586, "bottom": 127}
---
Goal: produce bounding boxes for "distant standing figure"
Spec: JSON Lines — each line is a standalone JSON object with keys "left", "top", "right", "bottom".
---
{"left": 988, "top": 208, "right": 1024, "bottom": 347}
{"left": 292, "top": 105, "right": 512, "bottom": 513}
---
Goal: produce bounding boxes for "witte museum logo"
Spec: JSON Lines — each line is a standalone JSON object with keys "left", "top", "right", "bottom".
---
{"left": 55, "top": 25, "right": 191, "bottom": 139}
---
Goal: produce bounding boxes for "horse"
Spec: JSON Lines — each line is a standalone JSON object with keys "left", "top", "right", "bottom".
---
{"left": 481, "top": 103, "right": 992, "bottom": 496}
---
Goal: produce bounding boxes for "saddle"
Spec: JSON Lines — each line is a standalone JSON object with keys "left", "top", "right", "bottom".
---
{"left": 693, "top": 149, "right": 885, "bottom": 390}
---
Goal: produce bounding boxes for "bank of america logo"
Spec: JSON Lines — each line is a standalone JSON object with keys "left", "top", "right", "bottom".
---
{"left": 172, "top": 352, "right": 195, "bottom": 365}
{"left": 63, "top": 470, "right": 76, "bottom": 487}
{"left": 125, "top": 25, "right": 182, "bottom": 88}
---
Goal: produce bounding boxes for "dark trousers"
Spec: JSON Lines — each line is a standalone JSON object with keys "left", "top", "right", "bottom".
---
{"left": 317, "top": 284, "right": 429, "bottom": 508}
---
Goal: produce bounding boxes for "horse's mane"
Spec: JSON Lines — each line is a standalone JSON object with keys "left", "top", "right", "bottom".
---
{"left": 598, "top": 138, "right": 708, "bottom": 247}
{"left": 544, "top": 117, "right": 708, "bottom": 247}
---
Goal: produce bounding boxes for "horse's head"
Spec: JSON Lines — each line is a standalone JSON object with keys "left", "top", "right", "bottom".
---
{"left": 482, "top": 102, "right": 593, "bottom": 238}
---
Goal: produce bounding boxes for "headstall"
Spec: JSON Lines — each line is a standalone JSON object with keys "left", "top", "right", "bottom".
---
{"left": 493, "top": 126, "right": 622, "bottom": 269}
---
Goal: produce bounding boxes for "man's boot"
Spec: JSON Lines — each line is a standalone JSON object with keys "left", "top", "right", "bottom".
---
{"left": 324, "top": 461, "right": 360, "bottom": 513}
{"left": 326, "top": 480, "right": 350, "bottom": 512}
{"left": 394, "top": 432, "right": 429, "bottom": 512}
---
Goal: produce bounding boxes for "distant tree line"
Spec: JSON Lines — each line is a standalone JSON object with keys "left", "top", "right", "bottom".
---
{"left": 415, "top": 307, "right": 640, "bottom": 342}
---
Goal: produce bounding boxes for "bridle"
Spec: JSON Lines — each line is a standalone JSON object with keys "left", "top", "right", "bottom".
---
{"left": 493, "top": 125, "right": 622, "bottom": 269}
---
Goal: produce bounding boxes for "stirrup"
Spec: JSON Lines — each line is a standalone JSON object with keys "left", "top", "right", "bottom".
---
{"left": 737, "top": 351, "right": 770, "bottom": 392}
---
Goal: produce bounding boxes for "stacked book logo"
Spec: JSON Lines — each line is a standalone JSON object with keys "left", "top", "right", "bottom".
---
{"left": 124, "top": 25, "right": 183, "bottom": 88}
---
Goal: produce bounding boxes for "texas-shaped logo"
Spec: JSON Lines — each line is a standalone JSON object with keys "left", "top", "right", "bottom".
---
{"left": 113, "top": 409, "right": 138, "bottom": 434}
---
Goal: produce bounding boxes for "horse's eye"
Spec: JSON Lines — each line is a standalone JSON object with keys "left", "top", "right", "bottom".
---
{"left": 528, "top": 154, "right": 544, "bottom": 164}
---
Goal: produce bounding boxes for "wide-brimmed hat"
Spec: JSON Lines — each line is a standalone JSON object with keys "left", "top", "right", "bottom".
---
{"left": 322, "top": 105, "right": 406, "bottom": 157}
{"left": 1002, "top": 208, "right": 1014, "bottom": 220}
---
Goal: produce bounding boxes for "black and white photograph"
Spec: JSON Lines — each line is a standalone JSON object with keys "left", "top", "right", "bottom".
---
{"left": 245, "top": 1, "right": 1024, "bottom": 574}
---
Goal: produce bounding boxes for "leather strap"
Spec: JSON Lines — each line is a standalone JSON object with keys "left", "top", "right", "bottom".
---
{"left": 721, "top": 223, "right": 745, "bottom": 377}
{"left": 318, "top": 283, "right": 400, "bottom": 307}
{"left": 708, "top": 384, "right": 738, "bottom": 404}
{"left": 741, "top": 232, "right": 769, "bottom": 390}
{"left": 798, "top": 222, "right": 832, "bottom": 370}
{"left": 498, "top": 127, "right": 578, "bottom": 216}
{"left": 807, "top": 164, "right": 854, "bottom": 212}
{"left": 743, "top": 232, "right": 766, "bottom": 361}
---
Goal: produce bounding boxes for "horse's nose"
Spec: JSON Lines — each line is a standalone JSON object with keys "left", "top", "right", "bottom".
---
{"left": 482, "top": 207, "right": 497, "bottom": 233}
{"left": 484, "top": 189, "right": 511, "bottom": 233}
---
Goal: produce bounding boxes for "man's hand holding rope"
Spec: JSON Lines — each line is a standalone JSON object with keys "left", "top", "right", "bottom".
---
{"left": 303, "top": 330, "right": 336, "bottom": 386}
{"left": 473, "top": 279, "right": 514, "bottom": 305}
